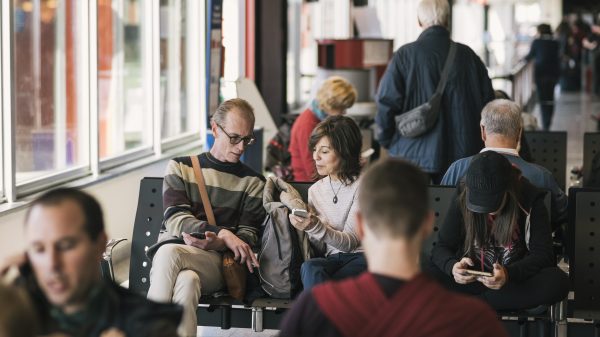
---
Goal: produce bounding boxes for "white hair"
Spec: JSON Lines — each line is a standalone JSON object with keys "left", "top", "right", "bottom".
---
{"left": 417, "top": 0, "right": 450, "bottom": 28}
{"left": 480, "top": 99, "right": 523, "bottom": 140}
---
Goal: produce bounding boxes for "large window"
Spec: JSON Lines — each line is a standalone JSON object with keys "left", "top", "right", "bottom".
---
{"left": 13, "top": 0, "right": 89, "bottom": 184}
{"left": 98, "top": 0, "right": 152, "bottom": 160}
{"left": 160, "top": 0, "right": 199, "bottom": 141}
{"left": 0, "top": 0, "right": 206, "bottom": 203}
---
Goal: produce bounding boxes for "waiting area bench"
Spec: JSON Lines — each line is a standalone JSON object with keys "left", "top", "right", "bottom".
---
{"left": 101, "top": 177, "right": 600, "bottom": 335}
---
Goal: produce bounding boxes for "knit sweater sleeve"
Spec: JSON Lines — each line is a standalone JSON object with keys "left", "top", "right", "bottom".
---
{"left": 234, "top": 177, "right": 265, "bottom": 248}
{"left": 305, "top": 183, "right": 360, "bottom": 253}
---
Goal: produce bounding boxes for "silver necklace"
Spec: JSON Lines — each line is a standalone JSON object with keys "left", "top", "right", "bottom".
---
{"left": 329, "top": 176, "right": 343, "bottom": 204}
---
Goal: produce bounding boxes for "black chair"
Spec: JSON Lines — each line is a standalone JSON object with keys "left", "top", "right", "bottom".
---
{"left": 569, "top": 187, "right": 600, "bottom": 333}
{"left": 525, "top": 131, "right": 567, "bottom": 190}
{"left": 582, "top": 133, "right": 600, "bottom": 188}
{"left": 421, "top": 185, "right": 455, "bottom": 264}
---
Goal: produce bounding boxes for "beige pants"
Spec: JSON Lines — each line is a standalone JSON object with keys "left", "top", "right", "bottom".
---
{"left": 147, "top": 244, "right": 224, "bottom": 337}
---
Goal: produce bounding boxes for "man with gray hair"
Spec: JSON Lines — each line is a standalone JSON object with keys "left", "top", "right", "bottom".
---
{"left": 147, "top": 98, "right": 265, "bottom": 337}
{"left": 441, "top": 99, "right": 567, "bottom": 228}
{"left": 376, "top": 0, "right": 494, "bottom": 182}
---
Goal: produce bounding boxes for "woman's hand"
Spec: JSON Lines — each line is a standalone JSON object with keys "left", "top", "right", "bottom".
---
{"left": 478, "top": 263, "right": 507, "bottom": 290}
{"left": 452, "top": 257, "right": 477, "bottom": 284}
{"left": 289, "top": 213, "right": 317, "bottom": 231}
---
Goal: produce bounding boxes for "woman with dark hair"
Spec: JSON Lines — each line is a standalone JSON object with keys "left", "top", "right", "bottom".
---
{"left": 430, "top": 151, "right": 569, "bottom": 310}
{"left": 289, "top": 115, "right": 366, "bottom": 290}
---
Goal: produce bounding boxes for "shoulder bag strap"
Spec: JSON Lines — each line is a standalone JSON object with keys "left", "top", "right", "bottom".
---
{"left": 433, "top": 41, "right": 457, "bottom": 96}
{"left": 191, "top": 155, "right": 217, "bottom": 226}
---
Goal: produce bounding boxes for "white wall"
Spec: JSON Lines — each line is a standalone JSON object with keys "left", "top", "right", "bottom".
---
{"left": 0, "top": 159, "right": 170, "bottom": 261}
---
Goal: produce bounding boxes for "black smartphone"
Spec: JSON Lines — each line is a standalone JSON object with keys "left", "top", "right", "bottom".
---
{"left": 189, "top": 232, "right": 206, "bottom": 240}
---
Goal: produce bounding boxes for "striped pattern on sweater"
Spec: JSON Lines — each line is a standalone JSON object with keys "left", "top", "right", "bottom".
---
{"left": 162, "top": 152, "right": 266, "bottom": 247}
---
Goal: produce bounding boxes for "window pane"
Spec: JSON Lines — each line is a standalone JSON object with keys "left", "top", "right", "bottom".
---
{"left": 98, "top": 0, "right": 151, "bottom": 159}
{"left": 13, "top": 0, "right": 88, "bottom": 184}
{"left": 160, "top": 0, "right": 195, "bottom": 139}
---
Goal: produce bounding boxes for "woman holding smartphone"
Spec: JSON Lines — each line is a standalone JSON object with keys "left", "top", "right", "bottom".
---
{"left": 430, "top": 151, "right": 569, "bottom": 310}
{"left": 289, "top": 115, "right": 366, "bottom": 290}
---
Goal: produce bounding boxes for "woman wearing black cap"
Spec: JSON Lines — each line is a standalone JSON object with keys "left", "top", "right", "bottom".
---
{"left": 430, "top": 151, "right": 569, "bottom": 310}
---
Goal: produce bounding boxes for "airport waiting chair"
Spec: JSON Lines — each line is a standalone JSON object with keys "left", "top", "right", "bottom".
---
{"left": 568, "top": 188, "right": 600, "bottom": 334}
{"left": 582, "top": 133, "right": 600, "bottom": 188}
{"left": 524, "top": 131, "right": 567, "bottom": 191}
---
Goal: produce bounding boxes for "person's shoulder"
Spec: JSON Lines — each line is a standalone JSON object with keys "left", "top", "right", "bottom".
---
{"left": 237, "top": 163, "right": 267, "bottom": 182}
{"left": 110, "top": 283, "right": 182, "bottom": 322}
{"left": 441, "top": 291, "right": 505, "bottom": 332}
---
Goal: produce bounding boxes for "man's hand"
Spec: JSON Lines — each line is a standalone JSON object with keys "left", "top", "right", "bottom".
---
{"left": 452, "top": 257, "right": 477, "bottom": 284}
{"left": 182, "top": 231, "right": 225, "bottom": 251}
{"left": 289, "top": 213, "right": 317, "bottom": 231}
{"left": 218, "top": 229, "right": 259, "bottom": 273}
{"left": 0, "top": 252, "right": 27, "bottom": 277}
{"left": 478, "top": 263, "right": 507, "bottom": 290}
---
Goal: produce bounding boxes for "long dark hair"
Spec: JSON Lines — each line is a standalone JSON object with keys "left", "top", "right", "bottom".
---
{"left": 459, "top": 168, "right": 522, "bottom": 254}
{"left": 308, "top": 115, "right": 362, "bottom": 184}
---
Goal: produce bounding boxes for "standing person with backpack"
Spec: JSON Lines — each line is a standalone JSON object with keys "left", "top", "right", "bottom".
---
{"left": 289, "top": 76, "right": 357, "bottom": 182}
{"left": 289, "top": 116, "right": 367, "bottom": 290}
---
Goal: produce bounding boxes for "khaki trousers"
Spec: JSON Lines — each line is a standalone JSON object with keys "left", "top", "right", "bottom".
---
{"left": 147, "top": 244, "right": 224, "bottom": 337}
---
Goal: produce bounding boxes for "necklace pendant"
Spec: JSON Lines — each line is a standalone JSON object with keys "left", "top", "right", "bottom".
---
{"left": 333, "top": 196, "right": 338, "bottom": 204}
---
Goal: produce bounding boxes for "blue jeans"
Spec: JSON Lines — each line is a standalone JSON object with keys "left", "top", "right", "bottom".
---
{"left": 301, "top": 252, "right": 367, "bottom": 291}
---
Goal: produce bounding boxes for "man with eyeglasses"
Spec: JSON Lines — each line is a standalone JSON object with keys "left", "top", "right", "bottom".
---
{"left": 147, "top": 98, "right": 266, "bottom": 337}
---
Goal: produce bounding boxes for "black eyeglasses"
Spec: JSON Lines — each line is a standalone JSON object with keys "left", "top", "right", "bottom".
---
{"left": 216, "top": 123, "right": 256, "bottom": 146}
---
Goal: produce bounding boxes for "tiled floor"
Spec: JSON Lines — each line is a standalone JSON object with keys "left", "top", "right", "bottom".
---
{"left": 195, "top": 90, "right": 600, "bottom": 337}
{"left": 197, "top": 327, "right": 279, "bottom": 337}
{"left": 533, "top": 90, "right": 600, "bottom": 177}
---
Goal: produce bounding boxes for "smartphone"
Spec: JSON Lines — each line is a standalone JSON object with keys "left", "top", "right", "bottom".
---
{"left": 189, "top": 232, "right": 206, "bottom": 240}
{"left": 291, "top": 209, "right": 309, "bottom": 218}
{"left": 465, "top": 268, "right": 493, "bottom": 277}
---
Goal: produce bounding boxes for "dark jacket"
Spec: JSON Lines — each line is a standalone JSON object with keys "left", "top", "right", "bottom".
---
{"left": 431, "top": 177, "right": 555, "bottom": 283}
{"left": 525, "top": 35, "right": 561, "bottom": 80}
{"left": 375, "top": 26, "right": 495, "bottom": 174}
{"left": 19, "top": 274, "right": 182, "bottom": 337}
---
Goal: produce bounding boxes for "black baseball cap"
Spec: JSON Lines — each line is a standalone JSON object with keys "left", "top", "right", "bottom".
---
{"left": 465, "top": 151, "right": 512, "bottom": 213}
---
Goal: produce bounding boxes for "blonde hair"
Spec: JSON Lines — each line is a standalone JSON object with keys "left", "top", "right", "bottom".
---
{"left": 417, "top": 0, "right": 450, "bottom": 28}
{"left": 315, "top": 76, "right": 357, "bottom": 113}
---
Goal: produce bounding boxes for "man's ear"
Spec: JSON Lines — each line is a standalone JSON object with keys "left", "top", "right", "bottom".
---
{"left": 95, "top": 231, "right": 108, "bottom": 257}
{"left": 420, "top": 211, "right": 434, "bottom": 240}
{"left": 480, "top": 124, "right": 486, "bottom": 142}
{"left": 355, "top": 211, "right": 365, "bottom": 241}
{"left": 210, "top": 120, "right": 218, "bottom": 137}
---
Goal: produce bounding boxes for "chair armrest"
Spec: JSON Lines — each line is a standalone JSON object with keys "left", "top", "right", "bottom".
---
{"left": 102, "top": 238, "right": 131, "bottom": 285}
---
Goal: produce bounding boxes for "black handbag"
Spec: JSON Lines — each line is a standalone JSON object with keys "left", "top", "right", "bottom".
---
{"left": 395, "top": 42, "right": 457, "bottom": 138}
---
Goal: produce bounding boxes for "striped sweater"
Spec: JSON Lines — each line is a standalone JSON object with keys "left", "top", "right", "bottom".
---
{"left": 161, "top": 152, "right": 266, "bottom": 248}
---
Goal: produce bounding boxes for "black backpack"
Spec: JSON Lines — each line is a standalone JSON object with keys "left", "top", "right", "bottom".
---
{"left": 266, "top": 123, "right": 294, "bottom": 181}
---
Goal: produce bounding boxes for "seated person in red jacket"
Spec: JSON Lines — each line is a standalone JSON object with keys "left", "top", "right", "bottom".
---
{"left": 279, "top": 159, "right": 509, "bottom": 337}
{"left": 288, "top": 76, "right": 357, "bottom": 181}
{"left": 430, "top": 151, "right": 569, "bottom": 311}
